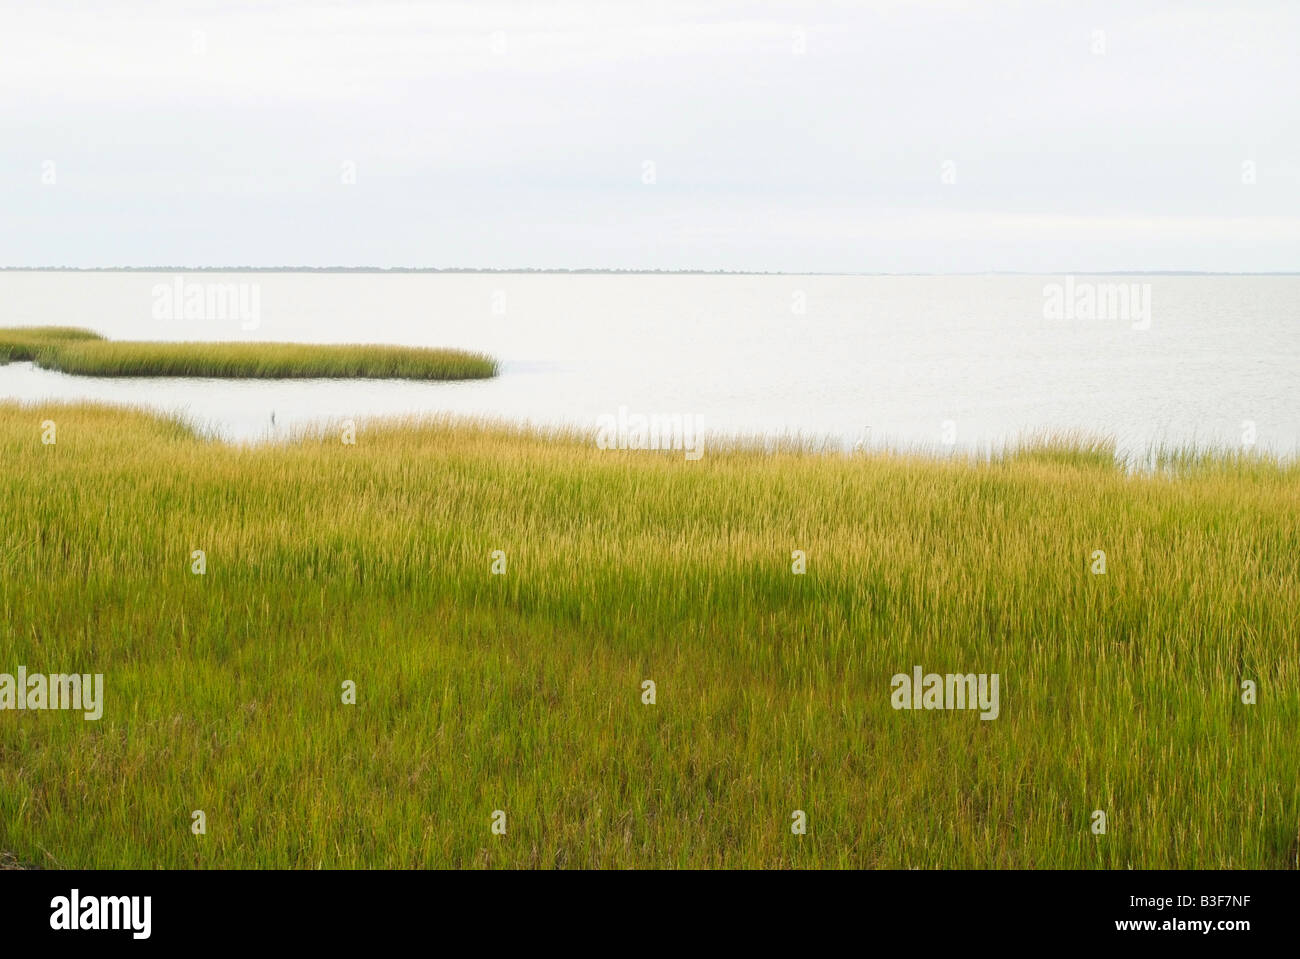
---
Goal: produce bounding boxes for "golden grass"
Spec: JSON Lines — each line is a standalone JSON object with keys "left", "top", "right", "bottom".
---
{"left": 0, "top": 326, "right": 497, "bottom": 380}
{"left": 0, "top": 401, "right": 1296, "bottom": 868}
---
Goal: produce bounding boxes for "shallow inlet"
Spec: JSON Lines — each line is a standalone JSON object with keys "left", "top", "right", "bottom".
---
{"left": 0, "top": 272, "right": 1297, "bottom": 457}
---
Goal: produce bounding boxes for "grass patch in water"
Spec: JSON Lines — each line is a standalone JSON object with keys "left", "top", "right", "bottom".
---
{"left": 0, "top": 326, "right": 496, "bottom": 380}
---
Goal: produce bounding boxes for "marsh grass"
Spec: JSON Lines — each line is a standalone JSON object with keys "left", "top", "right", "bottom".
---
{"left": 0, "top": 326, "right": 106, "bottom": 363}
{"left": 0, "top": 402, "right": 1296, "bottom": 868}
{"left": 998, "top": 429, "right": 1119, "bottom": 470}
{"left": 0, "top": 326, "right": 497, "bottom": 380}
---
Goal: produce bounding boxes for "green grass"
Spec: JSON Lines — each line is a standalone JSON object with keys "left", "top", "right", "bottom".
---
{"left": 0, "top": 402, "right": 1296, "bottom": 868}
{"left": 0, "top": 326, "right": 107, "bottom": 363}
{"left": 0, "top": 326, "right": 497, "bottom": 380}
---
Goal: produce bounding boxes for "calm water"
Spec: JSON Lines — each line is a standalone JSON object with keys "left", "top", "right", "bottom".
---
{"left": 1, "top": 272, "right": 1296, "bottom": 457}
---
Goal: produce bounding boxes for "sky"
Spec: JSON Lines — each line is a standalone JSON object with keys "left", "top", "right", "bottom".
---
{"left": 1, "top": 0, "right": 1297, "bottom": 272}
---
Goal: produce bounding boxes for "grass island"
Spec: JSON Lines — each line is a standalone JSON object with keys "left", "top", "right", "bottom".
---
{"left": 0, "top": 326, "right": 498, "bottom": 380}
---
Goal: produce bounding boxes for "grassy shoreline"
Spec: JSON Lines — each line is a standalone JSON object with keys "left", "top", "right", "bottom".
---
{"left": 1, "top": 402, "right": 1296, "bottom": 868}
{"left": 0, "top": 326, "right": 498, "bottom": 380}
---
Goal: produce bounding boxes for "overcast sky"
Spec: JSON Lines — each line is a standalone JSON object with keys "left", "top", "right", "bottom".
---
{"left": 2, "top": 1, "right": 1296, "bottom": 272}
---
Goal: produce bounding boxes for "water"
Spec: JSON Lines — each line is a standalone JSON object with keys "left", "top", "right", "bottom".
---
{"left": 1, "top": 271, "right": 1296, "bottom": 457}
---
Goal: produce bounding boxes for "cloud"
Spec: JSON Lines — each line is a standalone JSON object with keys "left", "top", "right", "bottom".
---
{"left": 1, "top": 0, "right": 1297, "bottom": 270}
